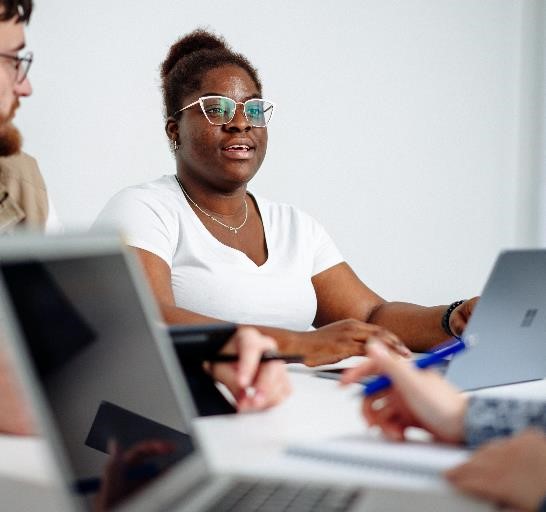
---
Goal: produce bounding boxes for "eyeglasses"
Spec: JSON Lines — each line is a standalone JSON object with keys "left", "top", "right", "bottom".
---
{"left": 173, "top": 96, "right": 275, "bottom": 127}
{"left": 0, "top": 51, "right": 33, "bottom": 84}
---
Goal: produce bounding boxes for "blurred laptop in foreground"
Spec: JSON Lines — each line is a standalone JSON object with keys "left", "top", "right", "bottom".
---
{"left": 0, "top": 233, "right": 492, "bottom": 511}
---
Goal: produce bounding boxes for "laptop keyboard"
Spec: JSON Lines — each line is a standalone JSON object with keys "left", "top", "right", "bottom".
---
{"left": 206, "top": 480, "right": 360, "bottom": 512}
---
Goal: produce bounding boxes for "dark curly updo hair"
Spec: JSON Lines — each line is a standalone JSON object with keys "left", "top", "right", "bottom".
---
{"left": 160, "top": 29, "right": 262, "bottom": 119}
{"left": 0, "top": 0, "right": 32, "bottom": 22}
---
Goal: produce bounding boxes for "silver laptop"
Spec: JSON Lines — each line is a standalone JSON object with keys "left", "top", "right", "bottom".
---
{"left": 446, "top": 249, "right": 546, "bottom": 390}
{"left": 0, "top": 233, "right": 489, "bottom": 512}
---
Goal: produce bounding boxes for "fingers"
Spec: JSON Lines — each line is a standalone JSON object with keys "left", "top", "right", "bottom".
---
{"left": 340, "top": 333, "right": 409, "bottom": 385}
{"left": 363, "top": 340, "right": 417, "bottom": 386}
{"left": 449, "top": 297, "right": 479, "bottom": 336}
{"left": 232, "top": 327, "right": 277, "bottom": 388}
{"left": 214, "top": 327, "right": 291, "bottom": 412}
{"left": 340, "top": 357, "right": 379, "bottom": 385}
{"left": 363, "top": 394, "right": 406, "bottom": 441}
{"left": 237, "top": 361, "right": 292, "bottom": 412}
{"left": 352, "top": 325, "right": 411, "bottom": 358}
{"left": 382, "top": 334, "right": 412, "bottom": 358}
{"left": 302, "top": 320, "right": 410, "bottom": 367}
{"left": 352, "top": 340, "right": 466, "bottom": 442}
{"left": 449, "top": 312, "right": 466, "bottom": 338}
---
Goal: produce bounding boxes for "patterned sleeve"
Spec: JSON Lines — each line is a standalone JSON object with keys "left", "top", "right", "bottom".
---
{"left": 464, "top": 396, "right": 546, "bottom": 448}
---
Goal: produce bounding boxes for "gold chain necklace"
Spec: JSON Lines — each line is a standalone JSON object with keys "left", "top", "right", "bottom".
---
{"left": 175, "top": 175, "right": 248, "bottom": 234}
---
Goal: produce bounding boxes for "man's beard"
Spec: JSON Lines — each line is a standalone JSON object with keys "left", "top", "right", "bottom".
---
{"left": 0, "top": 100, "right": 22, "bottom": 157}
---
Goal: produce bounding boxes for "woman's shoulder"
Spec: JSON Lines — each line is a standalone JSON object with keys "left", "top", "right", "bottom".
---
{"left": 96, "top": 175, "right": 180, "bottom": 225}
{"left": 95, "top": 175, "right": 181, "bottom": 229}
{"left": 114, "top": 175, "right": 177, "bottom": 197}
{"left": 253, "top": 193, "right": 323, "bottom": 227}
{"left": 106, "top": 175, "right": 180, "bottom": 207}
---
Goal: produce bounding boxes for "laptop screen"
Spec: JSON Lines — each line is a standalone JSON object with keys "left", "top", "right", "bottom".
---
{"left": 0, "top": 253, "right": 197, "bottom": 510}
{"left": 445, "top": 249, "right": 546, "bottom": 390}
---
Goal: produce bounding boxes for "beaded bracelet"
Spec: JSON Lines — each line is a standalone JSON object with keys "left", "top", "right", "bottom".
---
{"left": 441, "top": 300, "right": 465, "bottom": 338}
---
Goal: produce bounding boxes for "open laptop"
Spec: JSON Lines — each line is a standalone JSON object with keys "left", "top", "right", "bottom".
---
{"left": 0, "top": 233, "right": 489, "bottom": 512}
{"left": 446, "top": 249, "right": 546, "bottom": 390}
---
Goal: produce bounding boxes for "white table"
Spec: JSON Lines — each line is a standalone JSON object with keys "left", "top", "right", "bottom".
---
{"left": 1, "top": 369, "right": 544, "bottom": 511}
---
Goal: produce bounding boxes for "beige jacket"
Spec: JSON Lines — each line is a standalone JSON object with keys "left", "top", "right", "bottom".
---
{"left": 0, "top": 152, "right": 48, "bottom": 434}
{"left": 0, "top": 152, "right": 49, "bottom": 233}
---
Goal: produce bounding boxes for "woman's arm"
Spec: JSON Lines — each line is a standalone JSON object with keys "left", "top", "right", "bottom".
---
{"left": 137, "top": 249, "right": 292, "bottom": 410}
{"left": 136, "top": 250, "right": 408, "bottom": 365}
{"left": 312, "top": 262, "right": 474, "bottom": 351}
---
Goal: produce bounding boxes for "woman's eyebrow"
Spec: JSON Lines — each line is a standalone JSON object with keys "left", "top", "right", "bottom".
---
{"left": 200, "top": 93, "right": 262, "bottom": 101}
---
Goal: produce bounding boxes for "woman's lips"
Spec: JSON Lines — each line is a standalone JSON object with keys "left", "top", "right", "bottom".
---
{"left": 222, "top": 144, "right": 254, "bottom": 159}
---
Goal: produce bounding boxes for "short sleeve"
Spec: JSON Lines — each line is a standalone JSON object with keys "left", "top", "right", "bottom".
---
{"left": 309, "top": 217, "right": 344, "bottom": 276}
{"left": 93, "top": 188, "right": 178, "bottom": 267}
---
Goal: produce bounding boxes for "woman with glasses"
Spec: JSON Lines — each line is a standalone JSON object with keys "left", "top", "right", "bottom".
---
{"left": 95, "top": 29, "right": 477, "bottom": 367}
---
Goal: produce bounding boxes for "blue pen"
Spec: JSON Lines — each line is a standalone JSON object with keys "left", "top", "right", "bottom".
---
{"left": 363, "top": 337, "right": 468, "bottom": 396}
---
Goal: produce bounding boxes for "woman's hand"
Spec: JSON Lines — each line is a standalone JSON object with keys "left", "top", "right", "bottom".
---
{"left": 208, "top": 327, "right": 292, "bottom": 412}
{"left": 341, "top": 340, "right": 467, "bottom": 443}
{"left": 445, "top": 429, "right": 546, "bottom": 511}
{"left": 449, "top": 297, "right": 479, "bottom": 337}
{"left": 299, "top": 319, "right": 411, "bottom": 367}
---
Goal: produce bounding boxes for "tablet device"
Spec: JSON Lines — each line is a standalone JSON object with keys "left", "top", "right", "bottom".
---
{"left": 169, "top": 323, "right": 238, "bottom": 416}
{"left": 170, "top": 323, "right": 237, "bottom": 362}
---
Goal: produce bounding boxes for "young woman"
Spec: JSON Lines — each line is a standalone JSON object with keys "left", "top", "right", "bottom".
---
{"left": 95, "top": 29, "right": 477, "bottom": 366}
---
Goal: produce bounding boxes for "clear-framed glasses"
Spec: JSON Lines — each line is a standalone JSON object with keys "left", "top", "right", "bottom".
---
{"left": 172, "top": 96, "right": 275, "bottom": 127}
{"left": 0, "top": 51, "right": 33, "bottom": 84}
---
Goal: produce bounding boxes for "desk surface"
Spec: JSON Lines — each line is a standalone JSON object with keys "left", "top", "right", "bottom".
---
{"left": 1, "top": 369, "right": 545, "bottom": 511}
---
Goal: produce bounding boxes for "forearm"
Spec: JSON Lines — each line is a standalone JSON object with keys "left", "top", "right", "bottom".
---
{"left": 464, "top": 396, "right": 546, "bottom": 448}
{"left": 368, "top": 302, "right": 448, "bottom": 351}
{"left": 159, "top": 304, "right": 300, "bottom": 353}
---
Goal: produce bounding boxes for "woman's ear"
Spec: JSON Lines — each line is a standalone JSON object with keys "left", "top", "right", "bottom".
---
{"left": 165, "top": 117, "right": 179, "bottom": 142}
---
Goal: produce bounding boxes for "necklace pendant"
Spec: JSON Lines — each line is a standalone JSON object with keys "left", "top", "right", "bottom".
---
{"left": 233, "top": 228, "right": 238, "bottom": 234}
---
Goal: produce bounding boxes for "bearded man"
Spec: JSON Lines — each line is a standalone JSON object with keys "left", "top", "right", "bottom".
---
{"left": 0, "top": 0, "right": 42, "bottom": 435}
{"left": 0, "top": 0, "right": 58, "bottom": 233}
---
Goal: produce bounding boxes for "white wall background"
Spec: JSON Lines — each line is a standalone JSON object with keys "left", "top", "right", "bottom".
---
{"left": 17, "top": 0, "right": 545, "bottom": 305}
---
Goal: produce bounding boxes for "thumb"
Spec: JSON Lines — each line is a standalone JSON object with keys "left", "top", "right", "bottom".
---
{"left": 366, "top": 338, "right": 418, "bottom": 387}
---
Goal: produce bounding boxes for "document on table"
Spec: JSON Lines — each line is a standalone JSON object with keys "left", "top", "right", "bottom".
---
{"left": 286, "top": 433, "right": 471, "bottom": 480}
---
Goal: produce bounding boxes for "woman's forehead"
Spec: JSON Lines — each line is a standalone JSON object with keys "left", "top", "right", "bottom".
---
{"left": 197, "top": 65, "right": 260, "bottom": 99}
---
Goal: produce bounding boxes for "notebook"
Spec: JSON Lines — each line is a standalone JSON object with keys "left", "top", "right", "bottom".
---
{"left": 286, "top": 433, "right": 472, "bottom": 479}
{"left": 445, "top": 249, "right": 546, "bottom": 390}
{"left": 0, "top": 233, "right": 491, "bottom": 512}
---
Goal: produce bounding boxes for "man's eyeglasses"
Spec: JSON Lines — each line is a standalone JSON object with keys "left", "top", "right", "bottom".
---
{"left": 172, "top": 96, "right": 275, "bottom": 127}
{"left": 0, "top": 51, "right": 33, "bottom": 84}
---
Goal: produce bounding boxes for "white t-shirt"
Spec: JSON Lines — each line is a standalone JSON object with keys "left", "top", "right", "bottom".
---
{"left": 45, "top": 199, "right": 63, "bottom": 233}
{"left": 94, "top": 175, "right": 344, "bottom": 330}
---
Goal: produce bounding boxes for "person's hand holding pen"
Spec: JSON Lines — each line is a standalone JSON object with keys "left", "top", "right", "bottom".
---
{"left": 205, "top": 327, "right": 293, "bottom": 412}
{"left": 340, "top": 339, "right": 468, "bottom": 443}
